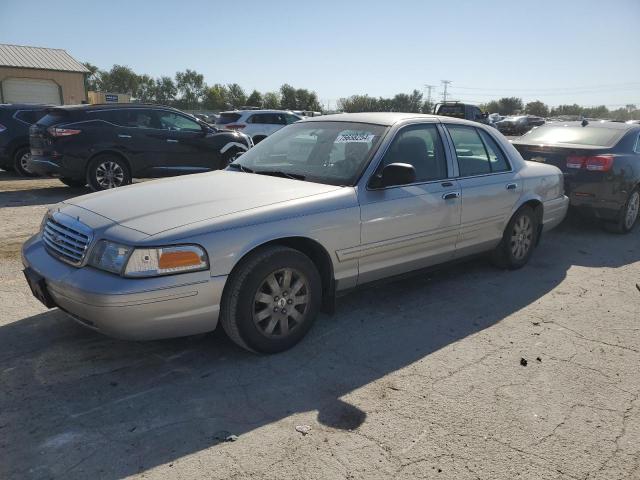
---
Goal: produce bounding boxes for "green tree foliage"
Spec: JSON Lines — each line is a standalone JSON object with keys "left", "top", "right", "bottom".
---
{"left": 203, "top": 84, "right": 229, "bottom": 110}
{"left": 83, "top": 62, "right": 101, "bottom": 91}
{"left": 99, "top": 65, "right": 139, "bottom": 95}
{"left": 524, "top": 100, "right": 549, "bottom": 117}
{"left": 280, "top": 84, "right": 298, "bottom": 109}
{"left": 246, "top": 90, "right": 263, "bottom": 108}
{"left": 155, "top": 76, "right": 177, "bottom": 105}
{"left": 226, "top": 83, "right": 247, "bottom": 108}
{"left": 175, "top": 69, "right": 206, "bottom": 110}
{"left": 338, "top": 90, "right": 423, "bottom": 113}
{"left": 136, "top": 75, "right": 156, "bottom": 103}
{"left": 262, "top": 91, "right": 281, "bottom": 109}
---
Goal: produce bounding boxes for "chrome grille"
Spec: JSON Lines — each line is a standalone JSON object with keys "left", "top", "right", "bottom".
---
{"left": 42, "top": 213, "right": 93, "bottom": 266}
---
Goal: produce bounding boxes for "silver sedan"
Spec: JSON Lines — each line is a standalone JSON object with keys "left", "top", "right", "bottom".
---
{"left": 22, "top": 113, "right": 568, "bottom": 353}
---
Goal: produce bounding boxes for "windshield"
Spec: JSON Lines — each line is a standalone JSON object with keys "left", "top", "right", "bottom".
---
{"left": 230, "top": 121, "right": 387, "bottom": 186}
{"left": 521, "top": 124, "right": 624, "bottom": 147}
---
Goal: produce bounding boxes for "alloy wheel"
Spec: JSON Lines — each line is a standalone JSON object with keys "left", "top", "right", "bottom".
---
{"left": 510, "top": 214, "right": 533, "bottom": 260}
{"left": 252, "top": 268, "right": 310, "bottom": 338}
{"left": 625, "top": 191, "right": 640, "bottom": 230}
{"left": 95, "top": 161, "right": 125, "bottom": 189}
{"left": 20, "top": 152, "right": 32, "bottom": 173}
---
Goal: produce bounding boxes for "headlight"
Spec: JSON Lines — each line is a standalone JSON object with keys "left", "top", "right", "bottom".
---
{"left": 89, "top": 241, "right": 209, "bottom": 277}
{"left": 124, "top": 245, "right": 208, "bottom": 278}
{"left": 89, "top": 240, "right": 132, "bottom": 274}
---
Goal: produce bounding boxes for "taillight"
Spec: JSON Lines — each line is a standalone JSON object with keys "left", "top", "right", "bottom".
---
{"left": 0, "top": 122, "right": 6, "bottom": 133}
{"left": 566, "top": 155, "right": 586, "bottom": 169}
{"left": 225, "top": 124, "right": 246, "bottom": 130}
{"left": 566, "top": 154, "right": 614, "bottom": 172}
{"left": 585, "top": 155, "right": 614, "bottom": 171}
{"left": 47, "top": 127, "right": 81, "bottom": 137}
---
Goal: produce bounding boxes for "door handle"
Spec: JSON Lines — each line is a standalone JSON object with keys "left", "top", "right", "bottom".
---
{"left": 506, "top": 183, "right": 518, "bottom": 190}
{"left": 118, "top": 134, "right": 132, "bottom": 139}
{"left": 441, "top": 181, "right": 453, "bottom": 187}
{"left": 442, "top": 191, "right": 460, "bottom": 200}
{"left": 166, "top": 139, "right": 179, "bottom": 143}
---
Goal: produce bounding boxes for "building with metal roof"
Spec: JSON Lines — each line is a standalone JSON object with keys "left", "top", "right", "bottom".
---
{"left": 0, "top": 44, "right": 89, "bottom": 105}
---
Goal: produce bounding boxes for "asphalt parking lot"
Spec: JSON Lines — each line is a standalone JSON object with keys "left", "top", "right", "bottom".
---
{"left": 1, "top": 171, "right": 639, "bottom": 480}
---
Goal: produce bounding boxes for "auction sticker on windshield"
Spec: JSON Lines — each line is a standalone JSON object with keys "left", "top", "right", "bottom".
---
{"left": 335, "top": 132, "right": 376, "bottom": 143}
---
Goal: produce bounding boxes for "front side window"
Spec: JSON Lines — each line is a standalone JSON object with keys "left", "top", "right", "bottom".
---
{"left": 157, "top": 112, "right": 202, "bottom": 132}
{"left": 285, "top": 114, "right": 301, "bottom": 125}
{"left": 447, "top": 125, "right": 492, "bottom": 177}
{"left": 634, "top": 134, "right": 640, "bottom": 154}
{"left": 376, "top": 123, "right": 448, "bottom": 183}
{"left": 232, "top": 121, "right": 387, "bottom": 186}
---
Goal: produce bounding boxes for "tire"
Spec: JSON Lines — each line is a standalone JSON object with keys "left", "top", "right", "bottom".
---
{"left": 491, "top": 206, "right": 538, "bottom": 270}
{"left": 220, "top": 246, "right": 322, "bottom": 354}
{"left": 221, "top": 148, "right": 243, "bottom": 168}
{"left": 13, "top": 147, "right": 37, "bottom": 177}
{"left": 252, "top": 135, "right": 267, "bottom": 145}
{"left": 605, "top": 188, "right": 639, "bottom": 234}
{"left": 59, "top": 177, "right": 86, "bottom": 188}
{"left": 87, "top": 154, "right": 131, "bottom": 191}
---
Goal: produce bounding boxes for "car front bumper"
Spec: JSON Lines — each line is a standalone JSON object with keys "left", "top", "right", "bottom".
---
{"left": 22, "top": 235, "right": 226, "bottom": 340}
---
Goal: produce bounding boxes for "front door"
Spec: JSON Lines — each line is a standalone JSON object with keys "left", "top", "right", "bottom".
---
{"left": 357, "top": 122, "right": 461, "bottom": 284}
{"left": 444, "top": 124, "right": 521, "bottom": 256}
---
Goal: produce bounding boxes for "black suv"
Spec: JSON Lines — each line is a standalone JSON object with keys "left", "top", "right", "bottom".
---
{"left": 28, "top": 104, "right": 252, "bottom": 190}
{"left": 434, "top": 102, "right": 493, "bottom": 126}
{"left": 0, "top": 104, "right": 49, "bottom": 176}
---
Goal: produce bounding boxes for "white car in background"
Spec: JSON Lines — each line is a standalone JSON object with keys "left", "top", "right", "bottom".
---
{"left": 215, "top": 110, "right": 303, "bottom": 144}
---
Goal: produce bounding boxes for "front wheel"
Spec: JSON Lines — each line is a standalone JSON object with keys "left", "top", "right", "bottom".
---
{"left": 87, "top": 155, "right": 131, "bottom": 191}
{"left": 13, "top": 147, "right": 37, "bottom": 177}
{"left": 492, "top": 206, "right": 538, "bottom": 270}
{"left": 220, "top": 246, "right": 322, "bottom": 354}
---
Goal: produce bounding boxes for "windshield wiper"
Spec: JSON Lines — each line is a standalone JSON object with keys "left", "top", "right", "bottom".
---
{"left": 253, "top": 169, "right": 306, "bottom": 181}
{"left": 227, "top": 163, "right": 254, "bottom": 173}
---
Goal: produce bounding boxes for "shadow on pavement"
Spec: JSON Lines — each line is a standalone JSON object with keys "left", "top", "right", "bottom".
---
{"left": 1, "top": 214, "right": 638, "bottom": 479}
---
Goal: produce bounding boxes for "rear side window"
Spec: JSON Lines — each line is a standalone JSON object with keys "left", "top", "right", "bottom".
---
{"left": 37, "top": 110, "right": 71, "bottom": 127}
{"left": 216, "top": 113, "right": 241, "bottom": 124}
{"left": 15, "top": 110, "right": 47, "bottom": 125}
{"left": 447, "top": 125, "right": 492, "bottom": 176}
{"left": 95, "top": 109, "right": 161, "bottom": 129}
{"left": 478, "top": 130, "right": 510, "bottom": 172}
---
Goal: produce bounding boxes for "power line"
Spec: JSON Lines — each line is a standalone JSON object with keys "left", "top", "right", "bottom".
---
{"left": 424, "top": 84, "right": 435, "bottom": 106}
{"left": 452, "top": 82, "right": 640, "bottom": 93}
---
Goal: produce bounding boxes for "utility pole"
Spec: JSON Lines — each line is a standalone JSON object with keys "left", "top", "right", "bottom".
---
{"left": 424, "top": 84, "right": 435, "bottom": 109}
{"left": 441, "top": 80, "right": 452, "bottom": 102}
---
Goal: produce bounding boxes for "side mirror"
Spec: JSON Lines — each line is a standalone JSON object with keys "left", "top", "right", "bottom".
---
{"left": 379, "top": 163, "right": 416, "bottom": 187}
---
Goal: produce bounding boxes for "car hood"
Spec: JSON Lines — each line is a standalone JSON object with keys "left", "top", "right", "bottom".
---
{"left": 64, "top": 171, "right": 343, "bottom": 236}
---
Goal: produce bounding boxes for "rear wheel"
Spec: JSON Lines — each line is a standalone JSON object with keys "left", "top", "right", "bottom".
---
{"left": 220, "top": 246, "right": 322, "bottom": 354}
{"left": 13, "top": 147, "right": 37, "bottom": 177}
{"left": 606, "top": 188, "right": 639, "bottom": 234}
{"left": 59, "top": 177, "right": 86, "bottom": 188}
{"left": 492, "top": 206, "right": 538, "bottom": 269}
{"left": 87, "top": 154, "right": 131, "bottom": 191}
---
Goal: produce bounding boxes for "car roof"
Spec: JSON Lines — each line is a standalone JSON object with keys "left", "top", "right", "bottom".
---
{"left": 220, "top": 109, "right": 296, "bottom": 115}
{"left": 0, "top": 103, "right": 51, "bottom": 110}
{"left": 48, "top": 103, "right": 182, "bottom": 112}
{"left": 302, "top": 112, "right": 445, "bottom": 126}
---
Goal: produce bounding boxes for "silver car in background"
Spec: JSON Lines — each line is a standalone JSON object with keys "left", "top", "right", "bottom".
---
{"left": 22, "top": 113, "right": 568, "bottom": 353}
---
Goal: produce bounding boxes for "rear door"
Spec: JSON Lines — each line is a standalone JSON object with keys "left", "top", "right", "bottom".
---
{"left": 357, "top": 122, "right": 461, "bottom": 283}
{"left": 444, "top": 124, "right": 521, "bottom": 255}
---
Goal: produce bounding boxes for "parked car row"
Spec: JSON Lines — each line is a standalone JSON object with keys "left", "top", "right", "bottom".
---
{"left": 496, "top": 115, "right": 545, "bottom": 135}
{"left": 215, "top": 109, "right": 304, "bottom": 144}
{"left": 0, "top": 103, "right": 49, "bottom": 176}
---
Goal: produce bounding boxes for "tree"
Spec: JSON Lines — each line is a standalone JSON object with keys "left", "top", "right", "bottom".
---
{"left": 550, "top": 104, "right": 582, "bottom": 117}
{"left": 246, "top": 90, "right": 263, "bottom": 108}
{"left": 203, "top": 84, "right": 229, "bottom": 110}
{"left": 524, "top": 100, "right": 549, "bottom": 117}
{"left": 175, "top": 69, "right": 206, "bottom": 109}
{"left": 421, "top": 100, "right": 434, "bottom": 114}
{"left": 136, "top": 74, "right": 156, "bottom": 103}
{"left": 83, "top": 62, "right": 101, "bottom": 91}
{"left": 484, "top": 100, "right": 501, "bottom": 113}
{"left": 496, "top": 97, "right": 523, "bottom": 115}
{"left": 262, "top": 91, "right": 281, "bottom": 109}
{"left": 338, "top": 95, "right": 379, "bottom": 113}
{"left": 280, "top": 84, "right": 298, "bottom": 109}
{"left": 99, "top": 65, "right": 139, "bottom": 95}
{"left": 155, "top": 76, "right": 177, "bottom": 105}
{"left": 226, "top": 83, "right": 247, "bottom": 108}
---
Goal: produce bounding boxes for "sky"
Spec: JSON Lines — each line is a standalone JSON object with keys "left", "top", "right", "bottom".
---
{"left": 1, "top": 0, "right": 639, "bottom": 109}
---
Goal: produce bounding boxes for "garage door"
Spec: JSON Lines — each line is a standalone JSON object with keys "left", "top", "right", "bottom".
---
{"left": 2, "top": 78, "right": 62, "bottom": 105}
